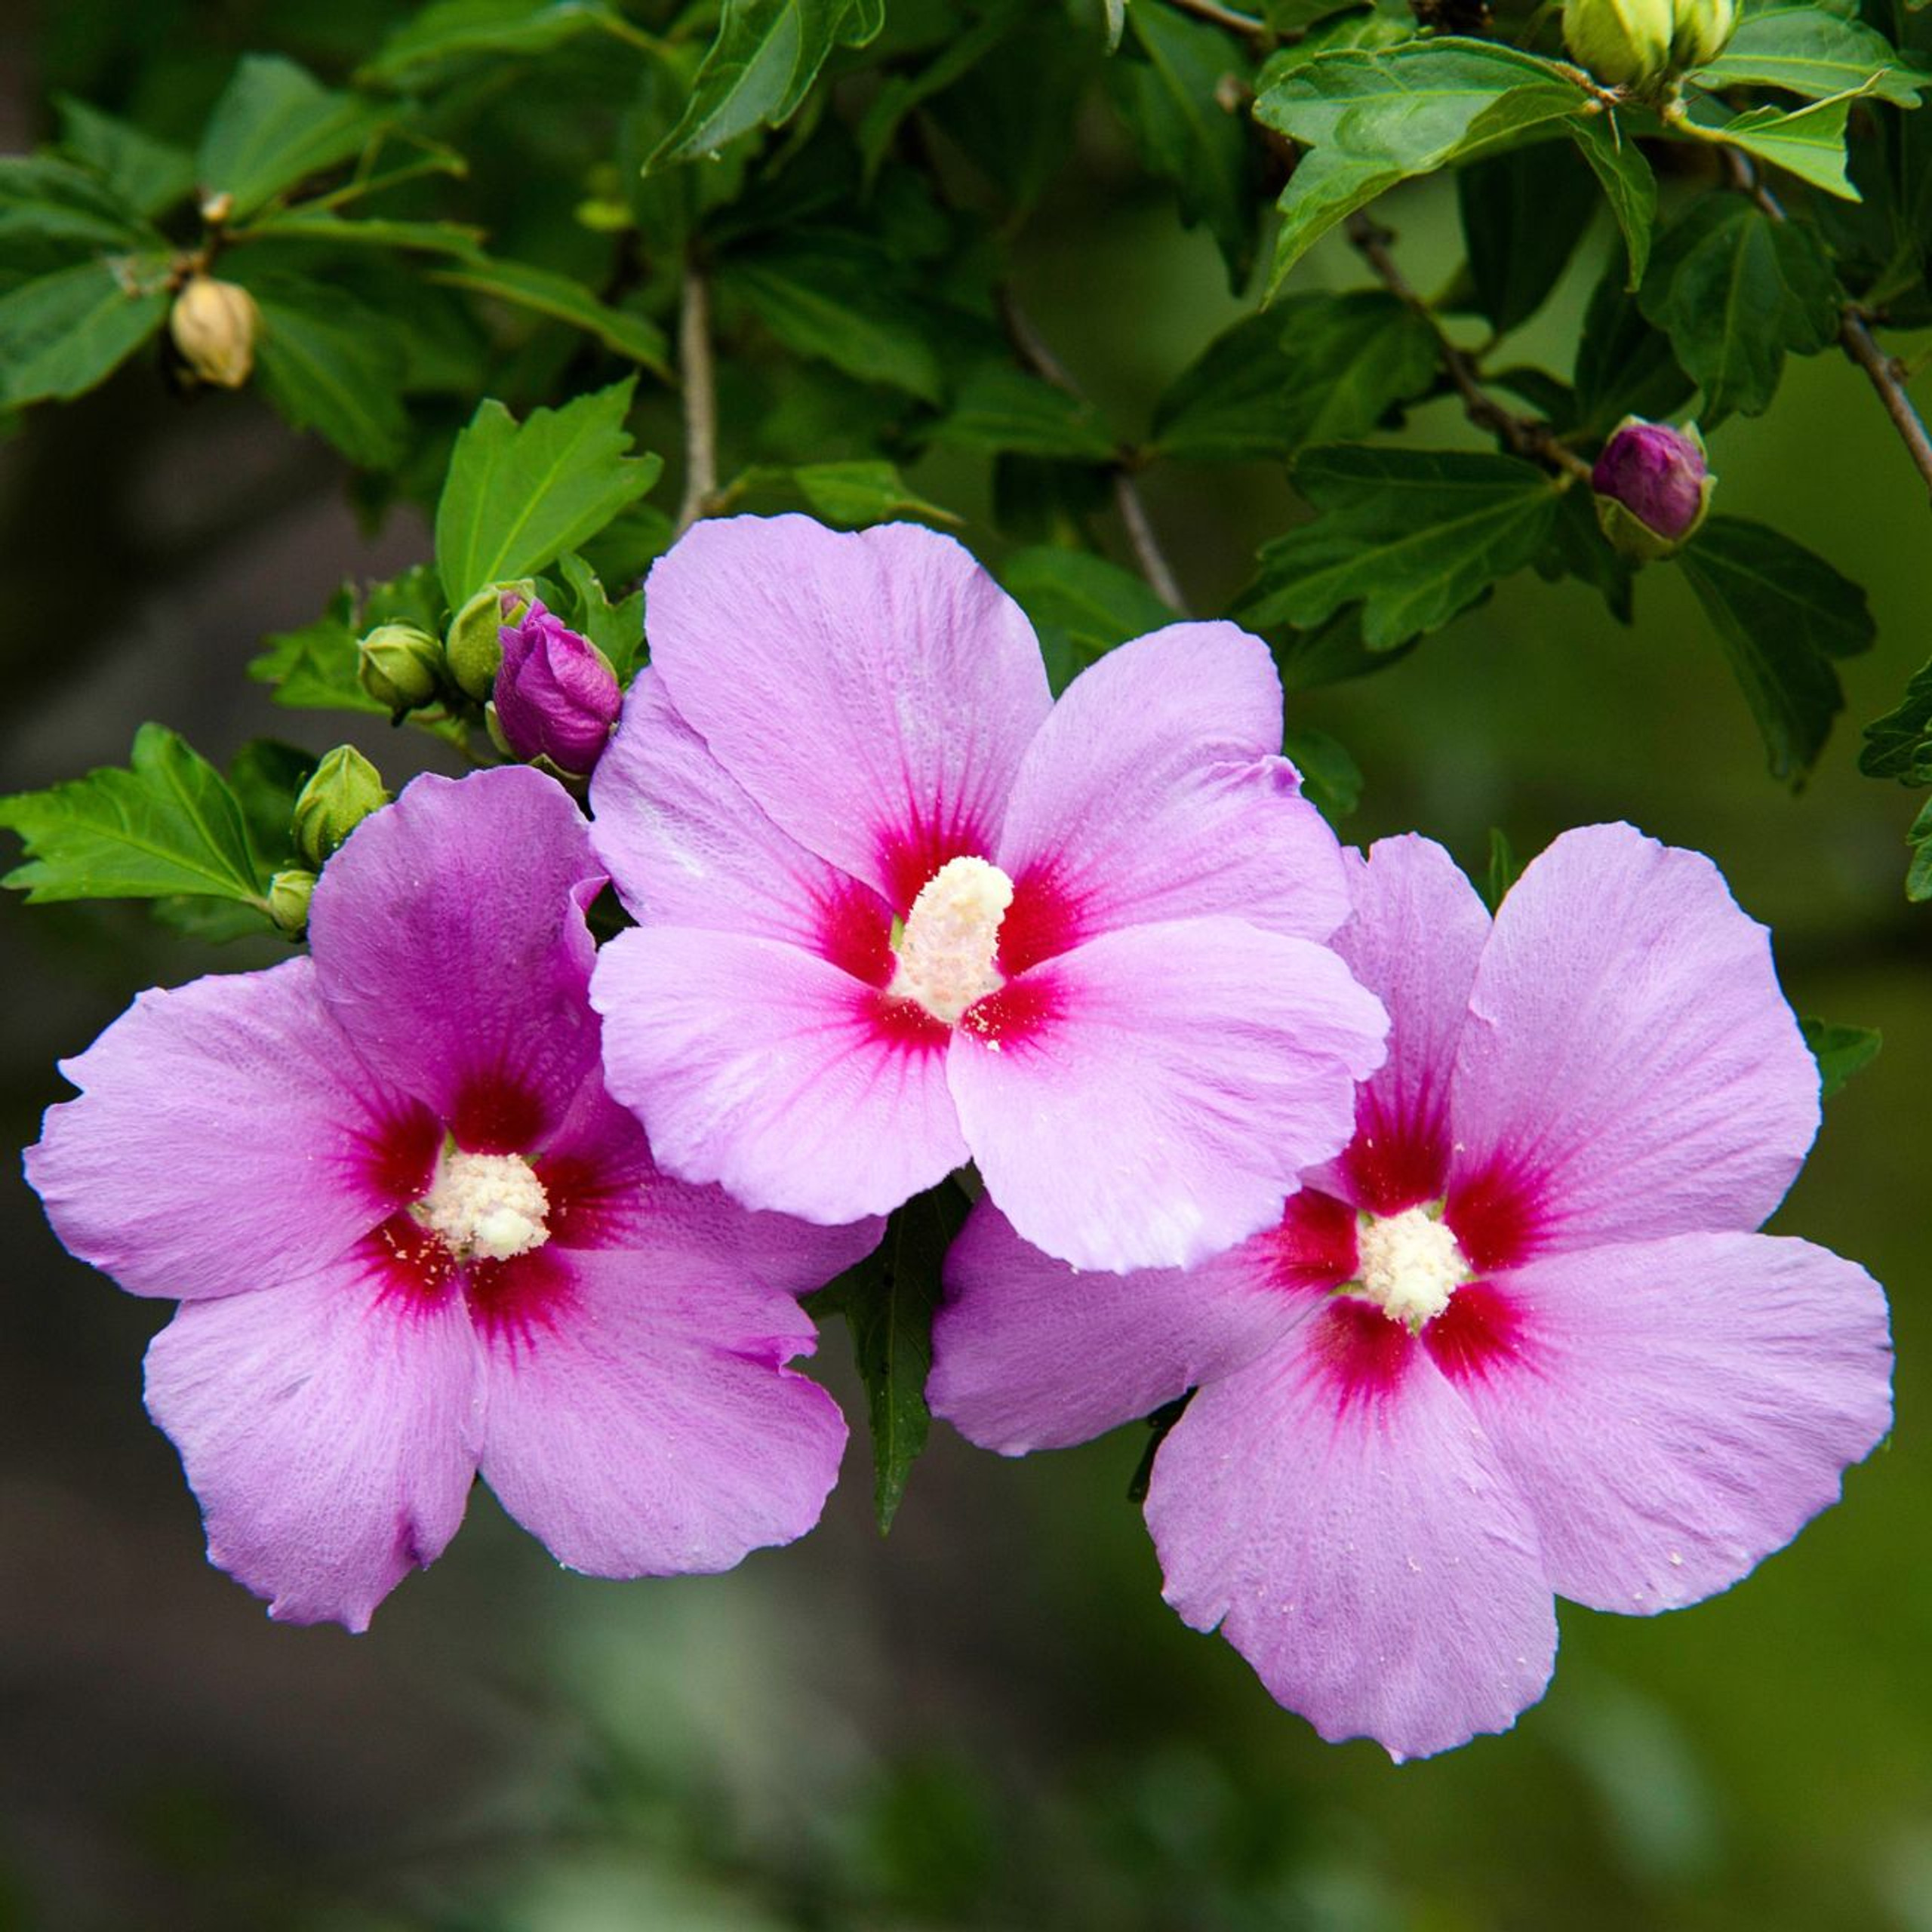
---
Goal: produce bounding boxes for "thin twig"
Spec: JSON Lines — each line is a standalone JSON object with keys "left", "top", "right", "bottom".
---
{"left": 1345, "top": 214, "right": 1594, "bottom": 482}
{"left": 1165, "top": 0, "right": 1270, "bottom": 32}
{"left": 675, "top": 263, "right": 718, "bottom": 537}
{"left": 998, "top": 288, "right": 1191, "bottom": 614}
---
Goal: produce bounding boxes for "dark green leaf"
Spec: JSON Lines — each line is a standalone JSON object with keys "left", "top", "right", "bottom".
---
{"left": 0, "top": 257, "right": 170, "bottom": 409}
{"left": 53, "top": 98, "right": 195, "bottom": 217}
{"left": 196, "top": 55, "right": 386, "bottom": 217}
{"left": 856, "top": 0, "right": 1029, "bottom": 180}
{"left": 427, "top": 254, "right": 670, "bottom": 372}
{"left": 1675, "top": 514, "right": 1873, "bottom": 778}
{"left": 1282, "top": 724, "right": 1363, "bottom": 820}
{"left": 551, "top": 551, "right": 647, "bottom": 681}
{"left": 925, "top": 16, "right": 1096, "bottom": 213}
{"left": 999, "top": 546, "right": 1178, "bottom": 670}
{"left": 1690, "top": 8, "right": 1927, "bottom": 109}
{"left": 1800, "top": 1017, "right": 1882, "bottom": 1098}
{"left": 0, "top": 154, "right": 158, "bottom": 249}
{"left": 1859, "top": 656, "right": 1932, "bottom": 781}
{"left": 362, "top": 0, "right": 629, "bottom": 83}
{"left": 1698, "top": 88, "right": 1869, "bottom": 199}
{"left": 932, "top": 365, "right": 1117, "bottom": 460}
{"left": 1907, "top": 796, "right": 1932, "bottom": 902}
{"left": 1458, "top": 140, "right": 1600, "bottom": 336}
{"left": 1574, "top": 260, "right": 1696, "bottom": 438}
{"left": 1268, "top": 610, "right": 1418, "bottom": 689}
{"left": 731, "top": 459, "right": 959, "bottom": 528}
{"left": 1638, "top": 196, "right": 1839, "bottom": 417}
{"left": 1484, "top": 826, "right": 1522, "bottom": 911}
{"left": 243, "top": 210, "right": 487, "bottom": 255}
{"left": 1567, "top": 112, "right": 1657, "bottom": 290}
{"left": 1249, "top": 445, "right": 1559, "bottom": 648}
{"left": 1537, "top": 479, "right": 1635, "bottom": 623}
{"left": 227, "top": 739, "right": 320, "bottom": 869}
{"left": 0, "top": 724, "right": 269, "bottom": 907}
{"left": 436, "top": 381, "right": 661, "bottom": 605}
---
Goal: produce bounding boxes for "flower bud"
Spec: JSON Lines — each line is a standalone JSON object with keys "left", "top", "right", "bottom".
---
{"left": 445, "top": 582, "right": 536, "bottom": 703}
{"left": 291, "top": 746, "right": 390, "bottom": 870}
{"left": 1672, "top": 0, "right": 1737, "bottom": 69}
{"left": 168, "top": 274, "right": 260, "bottom": 389}
{"left": 357, "top": 623, "right": 444, "bottom": 717}
{"left": 494, "top": 598, "right": 623, "bottom": 780}
{"left": 266, "top": 868, "right": 316, "bottom": 937}
{"left": 1591, "top": 417, "right": 1714, "bottom": 561}
{"left": 1562, "top": 0, "right": 1674, "bottom": 85}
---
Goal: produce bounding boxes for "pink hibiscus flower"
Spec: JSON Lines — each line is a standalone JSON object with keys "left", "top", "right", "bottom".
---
{"left": 587, "top": 515, "right": 1387, "bottom": 1274}
{"left": 930, "top": 825, "right": 1893, "bottom": 1759}
{"left": 25, "top": 768, "right": 877, "bottom": 1630}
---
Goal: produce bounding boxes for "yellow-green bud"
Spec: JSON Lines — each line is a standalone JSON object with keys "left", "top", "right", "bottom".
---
{"left": 169, "top": 274, "right": 260, "bottom": 389}
{"left": 357, "top": 623, "right": 444, "bottom": 717}
{"left": 291, "top": 746, "right": 390, "bottom": 869}
{"left": 267, "top": 868, "right": 317, "bottom": 937}
{"left": 445, "top": 581, "right": 536, "bottom": 702}
{"left": 1562, "top": 0, "right": 1674, "bottom": 85}
{"left": 1672, "top": 0, "right": 1737, "bottom": 69}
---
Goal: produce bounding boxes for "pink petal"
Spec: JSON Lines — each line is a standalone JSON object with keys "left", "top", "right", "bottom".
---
{"left": 590, "top": 924, "right": 968, "bottom": 1223}
{"left": 992, "top": 623, "right": 1349, "bottom": 971}
{"left": 309, "top": 768, "right": 606, "bottom": 1153}
{"left": 1447, "top": 823, "right": 1820, "bottom": 1254}
{"left": 949, "top": 918, "right": 1388, "bottom": 1273}
{"left": 589, "top": 671, "right": 894, "bottom": 979}
{"left": 476, "top": 1246, "right": 847, "bottom": 1576}
{"left": 1148, "top": 1303, "right": 1557, "bottom": 1760}
{"left": 642, "top": 516, "right": 1051, "bottom": 907}
{"left": 26, "top": 958, "right": 432, "bottom": 1301}
{"left": 1318, "top": 836, "right": 1492, "bottom": 1214}
{"left": 929, "top": 1193, "right": 1349, "bottom": 1454}
{"left": 143, "top": 1247, "right": 483, "bottom": 1629}
{"left": 1438, "top": 1232, "right": 1892, "bottom": 1614}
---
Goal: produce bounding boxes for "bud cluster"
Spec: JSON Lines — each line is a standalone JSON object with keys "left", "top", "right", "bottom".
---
{"left": 1561, "top": 0, "right": 1736, "bottom": 88}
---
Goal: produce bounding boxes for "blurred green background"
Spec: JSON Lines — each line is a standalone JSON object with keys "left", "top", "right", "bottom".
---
{"left": 2, "top": 3, "right": 1927, "bottom": 1928}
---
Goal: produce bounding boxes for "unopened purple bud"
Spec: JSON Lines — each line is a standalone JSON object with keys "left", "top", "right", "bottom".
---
{"left": 1591, "top": 417, "right": 1713, "bottom": 558}
{"left": 493, "top": 599, "right": 623, "bottom": 780}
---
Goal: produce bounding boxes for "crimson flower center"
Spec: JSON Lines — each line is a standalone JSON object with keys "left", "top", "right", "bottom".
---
{"left": 888, "top": 854, "right": 1014, "bottom": 1024}
{"left": 414, "top": 1146, "right": 550, "bottom": 1262}
{"left": 1349, "top": 1203, "right": 1472, "bottom": 1331}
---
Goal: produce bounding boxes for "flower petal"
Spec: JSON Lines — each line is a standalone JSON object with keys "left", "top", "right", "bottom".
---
{"left": 1148, "top": 1303, "right": 1557, "bottom": 1761}
{"left": 26, "top": 958, "right": 431, "bottom": 1300}
{"left": 476, "top": 1245, "right": 847, "bottom": 1576}
{"left": 143, "top": 1249, "right": 483, "bottom": 1629}
{"left": 642, "top": 516, "right": 1051, "bottom": 906}
{"left": 949, "top": 918, "right": 1388, "bottom": 1272}
{"left": 992, "top": 623, "right": 1349, "bottom": 968}
{"left": 1447, "top": 823, "right": 1820, "bottom": 1251}
{"left": 1438, "top": 1232, "right": 1892, "bottom": 1614}
{"left": 591, "top": 924, "right": 967, "bottom": 1223}
{"left": 929, "top": 1195, "right": 1340, "bottom": 1454}
{"left": 309, "top": 768, "right": 606, "bottom": 1152}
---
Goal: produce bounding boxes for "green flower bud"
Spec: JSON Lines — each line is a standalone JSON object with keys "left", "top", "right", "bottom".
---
{"left": 266, "top": 868, "right": 317, "bottom": 937}
{"left": 1562, "top": 0, "right": 1674, "bottom": 85}
{"left": 357, "top": 623, "right": 443, "bottom": 718}
{"left": 1672, "top": 0, "right": 1737, "bottom": 70}
{"left": 445, "top": 581, "right": 536, "bottom": 703}
{"left": 291, "top": 746, "right": 390, "bottom": 869}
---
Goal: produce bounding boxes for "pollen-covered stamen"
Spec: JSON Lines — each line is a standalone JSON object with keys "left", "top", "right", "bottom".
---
{"left": 888, "top": 854, "right": 1014, "bottom": 1025}
{"left": 1350, "top": 1204, "right": 1472, "bottom": 1331}
{"left": 414, "top": 1147, "right": 551, "bottom": 1263}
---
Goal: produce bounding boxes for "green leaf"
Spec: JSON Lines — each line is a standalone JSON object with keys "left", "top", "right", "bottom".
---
{"left": 1112, "top": 2, "right": 1262, "bottom": 288}
{"left": 1269, "top": 609, "right": 1418, "bottom": 689}
{"left": 0, "top": 724, "right": 269, "bottom": 908}
{"left": 1248, "top": 445, "right": 1559, "bottom": 648}
{"left": 196, "top": 55, "right": 386, "bottom": 217}
{"left": 811, "top": 1180, "right": 969, "bottom": 1534}
{"left": 1675, "top": 514, "right": 1873, "bottom": 779}
{"left": 1152, "top": 292, "right": 1438, "bottom": 462}
{"left": 362, "top": 0, "right": 629, "bottom": 83}
{"left": 651, "top": 0, "right": 882, "bottom": 168}
{"left": 1690, "top": 8, "right": 1927, "bottom": 108}
{"left": 1699, "top": 88, "right": 1871, "bottom": 199}
{"left": 551, "top": 551, "right": 647, "bottom": 681}
{"left": 435, "top": 381, "right": 661, "bottom": 606}
{"left": 720, "top": 245, "right": 943, "bottom": 402}
{"left": 1256, "top": 39, "right": 1595, "bottom": 288}
{"left": 998, "top": 546, "right": 1178, "bottom": 674}
{"left": 1799, "top": 1017, "right": 1882, "bottom": 1098}
{"left": 855, "top": 0, "right": 1029, "bottom": 180}
{"left": 227, "top": 738, "right": 320, "bottom": 869}
{"left": 1484, "top": 825, "right": 1521, "bottom": 911}
{"left": 931, "top": 364, "right": 1117, "bottom": 460}
{"left": 249, "top": 592, "right": 388, "bottom": 715}
{"left": 1567, "top": 112, "right": 1657, "bottom": 289}
{"left": 1907, "top": 796, "right": 1932, "bottom": 903}
{"left": 1537, "top": 478, "right": 1635, "bottom": 623}
{"left": 1638, "top": 196, "right": 1839, "bottom": 417}
{"left": 1458, "top": 140, "right": 1600, "bottom": 335}
{"left": 0, "top": 257, "right": 170, "bottom": 410}
{"left": 1858, "top": 657, "right": 1932, "bottom": 780}
{"left": 0, "top": 154, "right": 158, "bottom": 249}
{"left": 749, "top": 459, "right": 960, "bottom": 528}
{"left": 1574, "top": 260, "right": 1695, "bottom": 438}
{"left": 427, "top": 254, "right": 670, "bottom": 372}
{"left": 242, "top": 210, "right": 487, "bottom": 255}
{"left": 1282, "top": 724, "right": 1363, "bottom": 820}
{"left": 53, "top": 98, "right": 196, "bottom": 217}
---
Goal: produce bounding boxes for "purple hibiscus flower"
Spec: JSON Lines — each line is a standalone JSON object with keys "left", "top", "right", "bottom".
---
{"left": 930, "top": 824, "right": 1892, "bottom": 1759}
{"left": 587, "top": 515, "right": 1387, "bottom": 1275}
{"left": 25, "top": 768, "right": 877, "bottom": 1630}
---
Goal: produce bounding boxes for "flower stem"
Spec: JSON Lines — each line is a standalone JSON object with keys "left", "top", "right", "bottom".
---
{"left": 675, "top": 263, "right": 718, "bottom": 537}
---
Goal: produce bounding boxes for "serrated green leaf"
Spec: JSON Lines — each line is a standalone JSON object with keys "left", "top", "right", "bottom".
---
{"left": 427, "top": 253, "right": 670, "bottom": 371}
{"left": 998, "top": 546, "right": 1178, "bottom": 670}
{"left": 1691, "top": 8, "right": 1927, "bottom": 107}
{"left": 0, "top": 724, "right": 269, "bottom": 907}
{"left": 1257, "top": 39, "right": 1594, "bottom": 288}
{"left": 1800, "top": 1017, "right": 1882, "bottom": 1097}
{"left": 783, "top": 460, "right": 959, "bottom": 527}
{"left": 1459, "top": 140, "right": 1600, "bottom": 335}
{"left": 551, "top": 551, "right": 647, "bottom": 681}
{"left": 1638, "top": 196, "right": 1839, "bottom": 417}
{"left": 1574, "top": 259, "right": 1696, "bottom": 437}
{"left": 1567, "top": 112, "right": 1657, "bottom": 289}
{"left": 1249, "top": 445, "right": 1559, "bottom": 648}
{"left": 1675, "top": 514, "right": 1872, "bottom": 779}
{"left": 1699, "top": 88, "right": 1871, "bottom": 198}
{"left": 0, "top": 257, "right": 170, "bottom": 409}
{"left": 1282, "top": 724, "right": 1363, "bottom": 820}
{"left": 53, "top": 98, "right": 196, "bottom": 217}
{"left": 0, "top": 154, "right": 158, "bottom": 249}
{"left": 435, "top": 381, "right": 661, "bottom": 606}
{"left": 1858, "top": 656, "right": 1932, "bottom": 780}
{"left": 197, "top": 55, "right": 386, "bottom": 217}
{"left": 361, "top": 0, "right": 630, "bottom": 83}
{"left": 1267, "top": 609, "right": 1418, "bottom": 688}
{"left": 249, "top": 595, "right": 389, "bottom": 715}
{"left": 931, "top": 365, "right": 1117, "bottom": 459}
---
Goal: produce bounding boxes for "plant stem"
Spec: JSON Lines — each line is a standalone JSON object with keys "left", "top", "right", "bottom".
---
{"left": 675, "top": 263, "right": 718, "bottom": 537}
{"left": 1167, "top": 0, "right": 1270, "bottom": 32}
